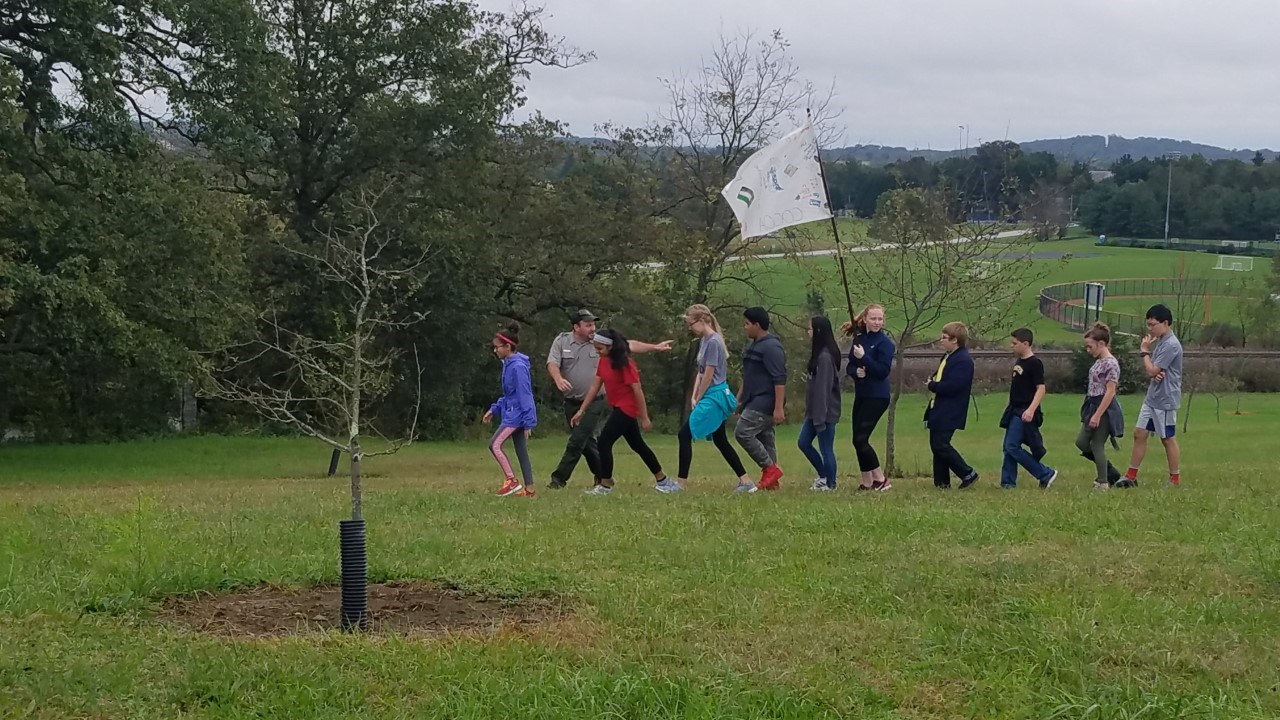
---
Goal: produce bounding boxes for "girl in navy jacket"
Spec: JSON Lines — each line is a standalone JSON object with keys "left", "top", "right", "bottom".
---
{"left": 924, "top": 322, "right": 978, "bottom": 489}
{"left": 845, "top": 304, "right": 895, "bottom": 491}
{"left": 484, "top": 323, "right": 538, "bottom": 497}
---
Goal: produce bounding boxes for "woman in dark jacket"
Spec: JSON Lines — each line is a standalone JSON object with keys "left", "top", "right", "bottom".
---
{"left": 925, "top": 322, "right": 978, "bottom": 489}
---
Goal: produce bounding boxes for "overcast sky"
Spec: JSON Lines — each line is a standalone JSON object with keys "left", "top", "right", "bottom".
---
{"left": 477, "top": 0, "right": 1279, "bottom": 150}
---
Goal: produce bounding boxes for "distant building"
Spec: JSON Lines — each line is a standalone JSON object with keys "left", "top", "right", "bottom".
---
{"left": 1089, "top": 170, "right": 1114, "bottom": 183}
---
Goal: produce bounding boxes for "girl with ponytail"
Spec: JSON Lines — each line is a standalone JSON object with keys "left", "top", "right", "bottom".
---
{"left": 1077, "top": 323, "right": 1124, "bottom": 489}
{"left": 846, "top": 304, "right": 895, "bottom": 490}
{"left": 674, "top": 305, "right": 751, "bottom": 492}
{"left": 572, "top": 328, "right": 672, "bottom": 495}
{"left": 485, "top": 323, "right": 538, "bottom": 497}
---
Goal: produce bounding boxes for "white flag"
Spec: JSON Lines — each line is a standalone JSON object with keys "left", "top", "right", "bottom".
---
{"left": 720, "top": 123, "right": 833, "bottom": 240}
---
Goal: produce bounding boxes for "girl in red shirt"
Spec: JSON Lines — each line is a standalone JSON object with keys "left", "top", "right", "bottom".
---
{"left": 571, "top": 328, "right": 670, "bottom": 495}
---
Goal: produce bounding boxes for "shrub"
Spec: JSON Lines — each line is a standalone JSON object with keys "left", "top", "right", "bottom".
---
{"left": 1069, "top": 334, "right": 1145, "bottom": 395}
{"left": 1201, "top": 322, "right": 1243, "bottom": 348}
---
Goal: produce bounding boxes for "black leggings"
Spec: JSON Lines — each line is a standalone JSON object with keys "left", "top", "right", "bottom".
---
{"left": 598, "top": 408, "right": 663, "bottom": 480}
{"left": 678, "top": 420, "right": 747, "bottom": 479}
{"left": 850, "top": 396, "right": 890, "bottom": 472}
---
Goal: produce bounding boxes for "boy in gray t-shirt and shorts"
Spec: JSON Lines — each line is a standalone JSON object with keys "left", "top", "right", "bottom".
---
{"left": 1119, "top": 304, "right": 1184, "bottom": 488}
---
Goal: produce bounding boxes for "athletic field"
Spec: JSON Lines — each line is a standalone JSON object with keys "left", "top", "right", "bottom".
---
{"left": 748, "top": 237, "right": 1271, "bottom": 344}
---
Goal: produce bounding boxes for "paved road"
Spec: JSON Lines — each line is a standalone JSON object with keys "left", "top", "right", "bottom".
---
{"left": 638, "top": 228, "right": 1030, "bottom": 269}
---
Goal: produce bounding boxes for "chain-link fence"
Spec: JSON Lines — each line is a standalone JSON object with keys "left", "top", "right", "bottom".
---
{"left": 1103, "top": 237, "right": 1280, "bottom": 258}
{"left": 1039, "top": 278, "right": 1248, "bottom": 337}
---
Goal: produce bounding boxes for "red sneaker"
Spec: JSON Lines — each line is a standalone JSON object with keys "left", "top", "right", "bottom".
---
{"left": 497, "top": 478, "right": 521, "bottom": 496}
{"left": 514, "top": 487, "right": 537, "bottom": 498}
{"left": 757, "top": 464, "right": 783, "bottom": 491}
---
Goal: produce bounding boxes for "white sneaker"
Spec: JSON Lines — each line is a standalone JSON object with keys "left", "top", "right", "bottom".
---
{"left": 809, "top": 478, "right": 827, "bottom": 491}
{"left": 584, "top": 484, "right": 612, "bottom": 496}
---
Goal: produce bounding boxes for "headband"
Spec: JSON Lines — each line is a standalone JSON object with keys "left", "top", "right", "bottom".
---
{"left": 496, "top": 332, "right": 517, "bottom": 347}
{"left": 591, "top": 333, "right": 614, "bottom": 347}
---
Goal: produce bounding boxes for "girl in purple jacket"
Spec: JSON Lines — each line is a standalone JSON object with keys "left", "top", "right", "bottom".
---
{"left": 484, "top": 323, "right": 538, "bottom": 497}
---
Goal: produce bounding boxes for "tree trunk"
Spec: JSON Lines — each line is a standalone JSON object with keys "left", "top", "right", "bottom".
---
{"left": 350, "top": 445, "right": 363, "bottom": 521}
{"left": 350, "top": 327, "right": 363, "bottom": 520}
{"left": 340, "top": 438, "right": 369, "bottom": 631}
{"left": 885, "top": 347, "right": 906, "bottom": 477}
{"left": 679, "top": 275, "right": 713, "bottom": 423}
{"left": 680, "top": 342, "right": 698, "bottom": 424}
{"left": 181, "top": 382, "right": 198, "bottom": 431}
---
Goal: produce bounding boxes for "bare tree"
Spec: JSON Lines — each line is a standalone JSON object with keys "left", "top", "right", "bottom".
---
{"left": 1181, "top": 369, "right": 1237, "bottom": 433}
{"left": 650, "top": 29, "right": 839, "bottom": 302}
{"left": 1232, "top": 272, "right": 1280, "bottom": 348}
{"left": 845, "top": 188, "right": 1057, "bottom": 476}
{"left": 1023, "top": 179, "right": 1071, "bottom": 242}
{"left": 626, "top": 29, "right": 838, "bottom": 399}
{"left": 201, "top": 183, "right": 429, "bottom": 630}
{"left": 1167, "top": 259, "right": 1207, "bottom": 342}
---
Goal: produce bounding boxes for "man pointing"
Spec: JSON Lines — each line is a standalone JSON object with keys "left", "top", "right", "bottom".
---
{"left": 546, "top": 309, "right": 672, "bottom": 489}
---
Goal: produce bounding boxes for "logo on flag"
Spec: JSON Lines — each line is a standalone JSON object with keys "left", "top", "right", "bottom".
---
{"left": 720, "top": 123, "right": 833, "bottom": 239}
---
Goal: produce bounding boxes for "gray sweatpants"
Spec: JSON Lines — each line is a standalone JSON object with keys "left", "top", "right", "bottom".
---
{"left": 735, "top": 409, "right": 778, "bottom": 469}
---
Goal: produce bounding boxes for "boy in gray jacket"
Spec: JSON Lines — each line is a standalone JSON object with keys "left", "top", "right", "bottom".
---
{"left": 736, "top": 307, "right": 788, "bottom": 491}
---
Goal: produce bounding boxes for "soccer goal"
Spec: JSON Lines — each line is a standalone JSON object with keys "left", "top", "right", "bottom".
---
{"left": 966, "top": 260, "right": 1002, "bottom": 280}
{"left": 1213, "top": 256, "right": 1254, "bottom": 272}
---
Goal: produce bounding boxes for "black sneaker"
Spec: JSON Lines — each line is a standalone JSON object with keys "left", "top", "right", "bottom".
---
{"left": 547, "top": 479, "right": 567, "bottom": 490}
{"left": 959, "top": 472, "right": 980, "bottom": 489}
{"left": 1114, "top": 478, "right": 1138, "bottom": 489}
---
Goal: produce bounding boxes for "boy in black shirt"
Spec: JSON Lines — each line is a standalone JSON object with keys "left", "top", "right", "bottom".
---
{"left": 1000, "top": 328, "right": 1058, "bottom": 489}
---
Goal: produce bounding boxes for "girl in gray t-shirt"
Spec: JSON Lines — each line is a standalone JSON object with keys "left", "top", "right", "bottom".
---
{"left": 676, "top": 305, "right": 751, "bottom": 491}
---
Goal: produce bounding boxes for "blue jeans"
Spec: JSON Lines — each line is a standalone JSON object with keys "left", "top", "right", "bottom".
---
{"left": 798, "top": 419, "right": 838, "bottom": 488}
{"left": 1001, "top": 415, "right": 1052, "bottom": 487}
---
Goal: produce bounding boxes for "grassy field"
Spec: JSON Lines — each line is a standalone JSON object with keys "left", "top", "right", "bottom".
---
{"left": 742, "top": 236, "right": 1271, "bottom": 345}
{"left": 3, "top": 392, "right": 1280, "bottom": 718}
{"left": 752, "top": 216, "right": 871, "bottom": 254}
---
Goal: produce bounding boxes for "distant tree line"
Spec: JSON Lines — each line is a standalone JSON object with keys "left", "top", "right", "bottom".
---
{"left": 823, "top": 145, "right": 1280, "bottom": 245}
{"left": 1079, "top": 155, "right": 1280, "bottom": 242}
{"left": 824, "top": 141, "right": 1092, "bottom": 241}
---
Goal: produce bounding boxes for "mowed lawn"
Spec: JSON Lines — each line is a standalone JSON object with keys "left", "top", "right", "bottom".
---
{"left": 3, "top": 393, "right": 1280, "bottom": 719}
{"left": 742, "top": 237, "right": 1271, "bottom": 345}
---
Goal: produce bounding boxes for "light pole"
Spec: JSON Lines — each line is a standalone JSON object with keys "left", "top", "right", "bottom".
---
{"left": 958, "top": 125, "right": 965, "bottom": 156}
{"left": 1164, "top": 151, "right": 1181, "bottom": 247}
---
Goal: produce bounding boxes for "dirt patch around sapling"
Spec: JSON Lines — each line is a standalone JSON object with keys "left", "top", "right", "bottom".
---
{"left": 159, "top": 582, "right": 563, "bottom": 638}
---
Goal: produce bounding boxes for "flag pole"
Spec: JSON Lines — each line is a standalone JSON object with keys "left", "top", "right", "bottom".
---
{"left": 808, "top": 110, "right": 857, "bottom": 326}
